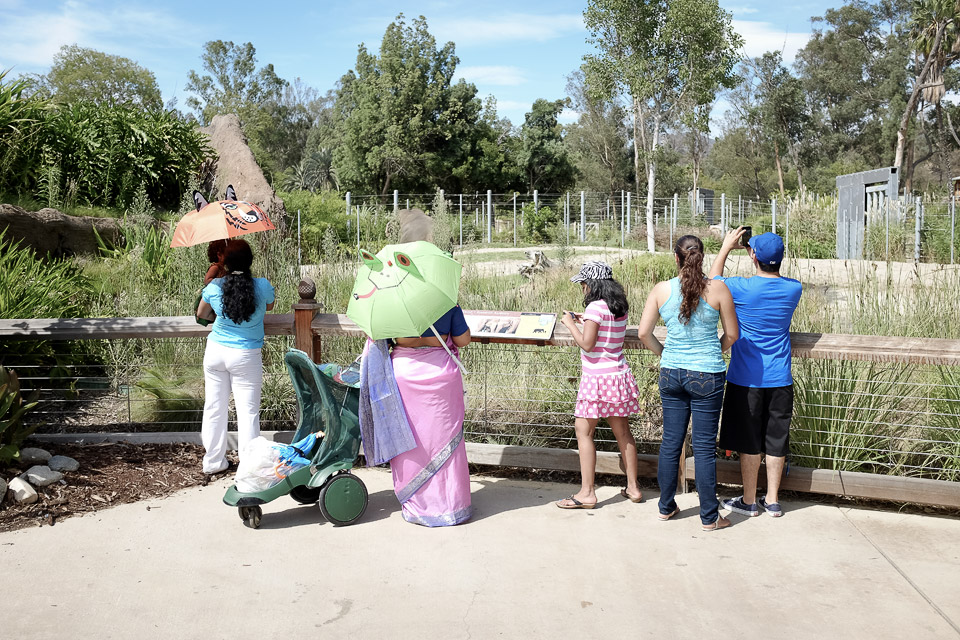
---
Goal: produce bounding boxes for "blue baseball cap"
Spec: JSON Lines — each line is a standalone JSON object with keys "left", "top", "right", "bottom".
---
{"left": 748, "top": 232, "right": 784, "bottom": 264}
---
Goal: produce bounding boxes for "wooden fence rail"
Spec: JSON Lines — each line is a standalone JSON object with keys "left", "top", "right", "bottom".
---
{"left": 3, "top": 278, "right": 960, "bottom": 508}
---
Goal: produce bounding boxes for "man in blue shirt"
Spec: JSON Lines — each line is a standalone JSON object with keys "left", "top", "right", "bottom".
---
{"left": 708, "top": 229, "right": 802, "bottom": 518}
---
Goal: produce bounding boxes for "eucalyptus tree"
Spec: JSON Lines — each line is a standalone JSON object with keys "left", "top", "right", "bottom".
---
{"left": 583, "top": 0, "right": 742, "bottom": 251}
{"left": 753, "top": 52, "right": 809, "bottom": 196}
{"left": 516, "top": 98, "right": 577, "bottom": 193}
{"left": 894, "top": 0, "right": 960, "bottom": 171}
{"left": 564, "top": 69, "right": 632, "bottom": 194}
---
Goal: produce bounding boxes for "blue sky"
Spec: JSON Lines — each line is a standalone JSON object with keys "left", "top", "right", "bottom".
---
{"left": 1, "top": 0, "right": 832, "bottom": 130}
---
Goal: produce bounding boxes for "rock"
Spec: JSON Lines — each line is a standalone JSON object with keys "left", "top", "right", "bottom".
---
{"left": 19, "top": 447, "right": 52, "bottom": 464}
{"left": 48, "top": 455, "right": 80, "bottom": 472}
{"left": 0, "top": 477, "right": 6, "bottom": 504}
{"left": 0, "top": 204, "right": 122, "bottom": 257}
{"left": 8, "top": 477, "right": 38, "bottom": 505}
{"left": 20, "top": 465, "right": 63, "bottom": 487}
{"left": 200, "top": 114, "right": 286, "bottom": 223}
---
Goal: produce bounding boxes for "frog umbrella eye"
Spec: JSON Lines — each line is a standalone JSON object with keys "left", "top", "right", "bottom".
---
{"left": 394, "top": 252, "right": 422, "bottom": 279}
{"left": 360, "top": 249, "right": 384, "bottom": 271}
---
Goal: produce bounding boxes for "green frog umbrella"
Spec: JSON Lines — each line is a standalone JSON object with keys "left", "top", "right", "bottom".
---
{"left": 347, "top": 241, "right": 462, "bottom": 341}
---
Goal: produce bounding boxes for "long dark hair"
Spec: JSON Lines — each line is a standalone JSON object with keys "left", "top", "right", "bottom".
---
{"left": 221, "top": 239, "right": 256, "bottom": 323}
{"left": 675, "top": 235, "right": 706, "bottom": 324}
{"left": 583, "top": 278, "right": 629, "bottom": 318}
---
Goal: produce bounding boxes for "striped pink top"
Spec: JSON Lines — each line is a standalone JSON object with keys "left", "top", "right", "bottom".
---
{"left": 580, "top": 300, "right": 629, "bottom": 375}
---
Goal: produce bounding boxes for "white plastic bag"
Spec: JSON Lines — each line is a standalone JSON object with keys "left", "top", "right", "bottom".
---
{"left": 235, "top": 437, "right": 289, "bottom": 493}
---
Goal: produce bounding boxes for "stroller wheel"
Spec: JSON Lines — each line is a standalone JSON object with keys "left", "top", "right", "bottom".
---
{"left": 239, "top": 506, "right": 262, "bottom": 529}
{"left": 318, "top": 473, "right": 368, "bottom": 526}
{"left": 289, "top": 485, "right": 322, "bottom": 504}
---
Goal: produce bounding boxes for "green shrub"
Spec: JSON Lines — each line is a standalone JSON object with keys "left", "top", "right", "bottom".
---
{"left": 521, "top": 203, "right": 559, "bottom": 242}
{"left": 0, "top": 229, "right": 91, "bottom": 319}
{"left": 0, "top": 366, "right": 39, "bottom": 464}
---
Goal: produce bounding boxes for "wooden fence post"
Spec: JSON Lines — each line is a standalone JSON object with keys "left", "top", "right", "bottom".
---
{"left": 293, "top": 278, "right": 323, "bottom": 363}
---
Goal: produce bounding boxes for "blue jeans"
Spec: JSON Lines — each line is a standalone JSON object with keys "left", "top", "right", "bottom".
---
{"left": 657, "top": 367, "right": 725, "bottom": 525}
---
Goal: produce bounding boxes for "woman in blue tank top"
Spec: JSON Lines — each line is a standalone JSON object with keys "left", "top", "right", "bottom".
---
{"left": 638, "top": 235, "right": 739, "bottom": 531}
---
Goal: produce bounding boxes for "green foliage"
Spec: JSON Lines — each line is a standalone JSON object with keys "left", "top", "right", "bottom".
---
{"left": 44, "top": 45, "right": 163, "bottom": 110}
{"left": 185, "top": 41, "right": 287, "bottom": 126}
{"left": 332, "top": 14, "right": 488, "bottom": 194}
{"left": 133, "top": 368, "right": 203, "bottom": 430}
{"left": 0, "top": 229, "right": 91, "bottom": 319}
{"left": 0, "top": 73, "right": 212, "bottom": 210}
{"left": 0, "top": 366, "right": 39, "bottom": 464}
{"left": 0, "top": 70, "right": 50, "bottom": 195}
{"left": 791, "top": 360, "right": 912, "bottom": 473}
{"left": 520, "top": 203, "right": 559, "bottom": 242}
{"left": 924, "top": 366, "right": 960, "bottom": 481}
{"left": 278, "top": 189, "right": 349, "bottom": 262}
{"left": 516, "top": 99, "right": 577, "bottom": 193}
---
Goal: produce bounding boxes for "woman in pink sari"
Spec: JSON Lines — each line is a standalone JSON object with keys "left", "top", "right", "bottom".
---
{"left": 390, "top": 305, "right": 472, "bottom": 526}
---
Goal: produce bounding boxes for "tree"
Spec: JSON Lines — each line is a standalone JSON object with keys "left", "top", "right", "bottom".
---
{"left": 894, "top": 0, "right": 960, "bottom": 170}
{"left": 185, "top": 41, "right": 287, "bottom": 126}
{"left": 795, "top": 1, "right": 911, "bottom": 175}
{"left": 583, "top": 0, "right": 742, "bottom": 251}
{"left": 564, "top": 69, "right": 632, "bottom": 194}
{"left": 44, "top": 45, "right": 162, "bottom": 110}
{"left": 516, "top": 98, "right": 576, "bottom": 193}
{"left": 753, "top": 52, "right": 809, "bottom": 196}
{"left": 332, "top": 14, "right": 485, "bottom": 195}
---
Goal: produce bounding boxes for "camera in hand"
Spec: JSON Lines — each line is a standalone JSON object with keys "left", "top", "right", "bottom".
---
{"left": 740, "top": 226, "right": 752, "bottom": 247}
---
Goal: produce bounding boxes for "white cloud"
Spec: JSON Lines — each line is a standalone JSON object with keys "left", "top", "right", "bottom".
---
{"left": 733, "top": 19, "right": 810, "bottom": 62}
{"left": 0, "top": 1, "right": 196, "bottom": 71}
{"left": 725, "top": 6, "right": 759, "bottom": 15}
{"left": 456, "top": 65, "right": 526, "bottom": 86}
{"left": 430, "top": 13, "right": 584, "bottom": 46}
{"left": 558, "top": 107, "right": 579, "bottom": 124}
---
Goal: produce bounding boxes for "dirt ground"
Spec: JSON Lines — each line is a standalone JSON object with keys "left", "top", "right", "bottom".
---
{"left": 0, "top": 443, "right": 236, "bottom": 533}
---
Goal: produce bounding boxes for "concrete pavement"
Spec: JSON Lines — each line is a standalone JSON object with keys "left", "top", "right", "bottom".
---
{"left": 2, "top": 467, "right": 959, "bottom": 639}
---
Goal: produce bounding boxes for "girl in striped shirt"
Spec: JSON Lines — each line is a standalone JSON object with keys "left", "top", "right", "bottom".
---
{"left": 556, "top": 261, "right": 642, "bottom": 509}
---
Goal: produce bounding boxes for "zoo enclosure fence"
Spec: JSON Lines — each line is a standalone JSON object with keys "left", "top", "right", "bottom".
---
{"left": 334, "top": 190, "right": 957, "bottom": 264}
{"left": 2, "top": 280, "right": 960, "bottom": 508}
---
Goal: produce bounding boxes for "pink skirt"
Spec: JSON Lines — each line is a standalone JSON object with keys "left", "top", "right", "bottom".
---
{"left": 390, "top": 345, "right": 472, "bottom": 527}
{"left": 575, "top": 369, "right": 641, "bottom": 419}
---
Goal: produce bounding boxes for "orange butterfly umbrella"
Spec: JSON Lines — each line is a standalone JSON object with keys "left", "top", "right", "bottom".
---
{"left": 170, "top": 187, "right": 276, "bottom": 248}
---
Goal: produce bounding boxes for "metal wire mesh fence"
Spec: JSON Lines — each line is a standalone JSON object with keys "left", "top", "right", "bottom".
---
{"left": 333, "top": 190, "right": 960, "bottom": 264}
{"left": 5, "top": 331, "right": 960, "bottom": 483}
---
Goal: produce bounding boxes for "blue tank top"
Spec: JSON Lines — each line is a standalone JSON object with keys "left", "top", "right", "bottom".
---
{"left": 658, "top": 277, "right": 725, "bottom": 373}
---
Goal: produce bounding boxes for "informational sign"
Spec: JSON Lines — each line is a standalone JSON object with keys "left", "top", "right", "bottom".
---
{"left": 464, "top": 310, "right": 557, "bottom": 340}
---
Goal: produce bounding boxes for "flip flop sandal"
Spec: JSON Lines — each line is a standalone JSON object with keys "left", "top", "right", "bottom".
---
{"left": 620, "top": 488, "right": 643, "bottom": 503}
{"left": 658, "top": 507, "right": 680, "bottom": 521}
{"left": 556, "top": 496, "right": 596, "bottom": 509}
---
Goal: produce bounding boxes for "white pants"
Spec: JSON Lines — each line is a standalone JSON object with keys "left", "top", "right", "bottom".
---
{"left": 201, "top": 341, "right": 263, "bottom": 473}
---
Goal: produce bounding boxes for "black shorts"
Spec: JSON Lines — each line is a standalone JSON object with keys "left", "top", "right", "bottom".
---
{"left": 718, "top": 381, "right": 793, "bottom": 457}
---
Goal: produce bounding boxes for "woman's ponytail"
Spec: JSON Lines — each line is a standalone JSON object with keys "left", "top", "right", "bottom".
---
{"left": 675, "top": 235, "right": 706, "bottom": 324}
{"left": 220, "top": 240, "right": 257, "bottom": 323}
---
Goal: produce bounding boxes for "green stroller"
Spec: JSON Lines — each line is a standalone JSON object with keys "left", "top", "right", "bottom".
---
{"left": 222, "top": 349, "right": 368, "bottom": 528}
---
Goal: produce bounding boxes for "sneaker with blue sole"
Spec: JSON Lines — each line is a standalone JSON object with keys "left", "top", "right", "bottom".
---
{"left": 759, "top": 497, "right": 783, "bottom": 517}
{"left": 721, "top": 496, "right": 759, "bottom": 517}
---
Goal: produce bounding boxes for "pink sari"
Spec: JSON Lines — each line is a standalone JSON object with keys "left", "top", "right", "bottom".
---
{"left": 389, "top": 343, "right": 472, "bottom": 526}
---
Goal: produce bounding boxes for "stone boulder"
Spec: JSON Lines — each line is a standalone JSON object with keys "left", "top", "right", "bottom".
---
{"left": 200, "top": 114, "right": 286, "bottom": 222}
{"left": 48, "top": 455, "right": 79, "bottom": 472}
{"left": 19, "top": 447, "right": 52, "bottom": 464}
{"left": 8, "top": 477, "right": 38, "bottom": 504}
{"left": 20, "top": 465, "right": 63, "bottom": 487}
{"left": 0, "top": 205, "right": 122, "bottom": 257}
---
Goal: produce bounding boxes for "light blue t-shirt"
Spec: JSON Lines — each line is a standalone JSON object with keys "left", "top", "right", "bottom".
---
{"left": 658, "top": 278, "right": 726, "bottom": 374}
{"left": 714, "top": 275, "right": 802, "bottom": 387}
{"left": 202, "top": 277, "right": 275, "bottom": 350}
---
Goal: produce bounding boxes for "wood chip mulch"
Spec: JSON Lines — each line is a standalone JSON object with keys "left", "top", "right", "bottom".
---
{"left": 0, "top": 443, "right": 236, "bottom": 533}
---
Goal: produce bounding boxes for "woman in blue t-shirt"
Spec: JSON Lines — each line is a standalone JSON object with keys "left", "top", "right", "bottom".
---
{"left": 196, "top": 239, "right": 275, "bottom": 474}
